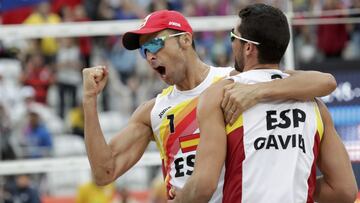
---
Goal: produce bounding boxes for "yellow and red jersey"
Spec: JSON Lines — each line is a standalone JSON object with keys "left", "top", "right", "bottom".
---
{"left": 150, "top": 66, "right": 232, "bottom": 202}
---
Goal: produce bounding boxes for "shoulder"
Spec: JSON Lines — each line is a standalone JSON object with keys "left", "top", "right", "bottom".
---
{"left": 129, "top": 98, "right": 156, "bottom": 126}
{"left": 314, "top": 98, "right": 331, "bottom": 123}
{"left": 315, "top": 99, "right": 328, "bottom": 116}
{"left": 203, "top": 79, "right": 232, "bottom": 97}
{"left": 133, "top": 98, "right": 156, "bottom": 116}
{"left": 211, "top": 66, "right": 234, "bottom": 75}
{"left": 199, "top": 79, "right": 232, "bottom": 110}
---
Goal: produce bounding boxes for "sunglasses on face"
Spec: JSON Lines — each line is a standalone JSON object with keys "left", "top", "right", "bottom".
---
{"left": 139, "top": 32, "right": 188, "bottom": 58}
{"left": 230, "top": 29, "right": 260, "bottom": 45}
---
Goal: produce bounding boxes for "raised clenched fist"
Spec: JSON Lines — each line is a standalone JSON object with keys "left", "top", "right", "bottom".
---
{"left": 82, "top": 66, "right": 109, "bottom": 99}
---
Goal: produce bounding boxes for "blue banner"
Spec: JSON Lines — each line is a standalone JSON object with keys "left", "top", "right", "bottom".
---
{"left": 0, "top": 0, "right": 48, "bottom": 12}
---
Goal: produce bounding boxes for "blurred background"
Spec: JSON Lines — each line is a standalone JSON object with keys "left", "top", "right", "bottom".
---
{"left": 0, "top": 0, "right": 360, "bottom": 202}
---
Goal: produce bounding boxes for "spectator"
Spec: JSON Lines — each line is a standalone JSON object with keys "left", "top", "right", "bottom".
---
{"left": 117, "top": 187, "right": 139, "bottom": 203}
{"left": 317, "top": 0, "right": 348, "bottom": 58}
{"left": 0, "top": 72, "right": 19, "bottom": 111}
{"left": 346, "top": 0, "right": 360, "bottom": 58}
{"left": 21, "top": 110, "right": 53, "bottom": 158}
{"left": 108, "top": 36, "right": 139, "bottom": 111}
{"left": 0, "top": 103, "right": 16, "bottom": 160}
{"left": 210, "top": 31, "right": 231, "bottom": 66}
{"left": 56, "top": 37, "right": 82, "bottom": 118}
{"left": 295, "top": 26, "right": 317, "bottom": 63}
{"left": 19, "top": 86, "right": 65, "bottom": 136}
{"left": 23, "top": 1, "right": 61, "bottom": 63}
{"left": 149, "top": 178, "right": 167, "bottom": 203}
{"left": 182, "top": 0, "right": 196, "bottom": 16}
{"left": 3, "top": 175, "right": 41, "bottom": 203}
{"left": 114, "top": 0, "right": 140, "bottom": 20}
{"left": 76, "top": 179, "right": 116, "bottom": 203}
{"left": 59, "top": 5, "right": 74, "bottom": 22}
{"left": 194, "top": 0, "right": 229, "bottom": 16}
{"left": 109, "top": 37, "right": 137, "bottom": 85}
{"left": 148, "top": 0, "right": 170, "bottom": 12}
{"left": 67, "top": 102, "right": 84, "bottom": 137}
{"left": 21, "top": 53, "right": 54, "bottom": 104}
{"left": 97, "top": 0, "right": 115, "bottom": 20}
{"left": 74, "top": 5, "right": 92, "bottom": 68}
{"left": 83, "top": 0, "right": 102, "bottom": 20}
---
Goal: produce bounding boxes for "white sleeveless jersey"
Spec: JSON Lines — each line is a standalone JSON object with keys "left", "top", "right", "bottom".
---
{"left": 151, "top": 66, "right": 233, "bottom": 202}
{"left": 223, "top": 69, "right": 324, "bottom": 203}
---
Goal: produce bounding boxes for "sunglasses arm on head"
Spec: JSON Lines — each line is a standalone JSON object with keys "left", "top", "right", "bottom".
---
{"left": 230, "top": 29, "right": 260, "bottom": 45}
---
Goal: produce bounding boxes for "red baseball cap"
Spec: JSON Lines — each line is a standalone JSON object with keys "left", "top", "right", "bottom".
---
{"left": 122, "top": 10, "right": 193, "bottom": 50}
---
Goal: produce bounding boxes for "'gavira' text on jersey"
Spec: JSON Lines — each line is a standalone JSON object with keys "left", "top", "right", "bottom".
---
{"left": 254, "top": 108, "right": 307, "bottom": 153}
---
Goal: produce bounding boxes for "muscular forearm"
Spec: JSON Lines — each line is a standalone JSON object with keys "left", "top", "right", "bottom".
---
{"left": 175, "top": 177, "right": 214, "bottom": 203}
{"left": 315, "top": 176, "right": 357, "bottom": 203}
{"left": 259, "top": 71, "right": 336, "bottom": 101}
{"left": 315, "top": 176, "right": 337, "bottom": 203}
{"left": 83, "top": 97, "right": 116, "bottom": 185}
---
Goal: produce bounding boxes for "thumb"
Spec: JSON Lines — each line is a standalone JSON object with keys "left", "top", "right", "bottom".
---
{"left": 169, "top": 187, "right": 176, "bottom": 199}
{"left": 224, "top": 82, "right": 236, "bottom": 91}
{"left": 93, "top": 66, "right": 108, "bottom": 83}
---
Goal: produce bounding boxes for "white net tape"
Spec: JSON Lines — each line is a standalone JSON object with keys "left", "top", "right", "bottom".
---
{"left": 0, "top": 16, "right": 237, "bottom": 40}
{"left": 0, "top": 152, "right": 161, "bottom": 175}
{"left": 1, "top": 14, "right": 360, "bottom": 40}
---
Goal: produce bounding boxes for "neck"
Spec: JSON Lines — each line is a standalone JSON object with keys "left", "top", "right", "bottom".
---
{"left": 175, "top": 52, "right": 210, "bottom": 91}
{"left": 243, "top": 63, "right": 279, "bottom": 72}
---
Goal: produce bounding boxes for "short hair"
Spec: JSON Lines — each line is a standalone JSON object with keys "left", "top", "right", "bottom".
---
{"left": 237, "top": 4, "right": 290, "bottom": 64}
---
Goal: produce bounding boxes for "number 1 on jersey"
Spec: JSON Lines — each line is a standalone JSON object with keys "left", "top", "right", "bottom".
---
{"left": 167, "top": 114, "right": 175, "bottom": 133}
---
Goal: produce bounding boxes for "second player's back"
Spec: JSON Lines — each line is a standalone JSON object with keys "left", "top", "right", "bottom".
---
{"left": 224, "top": 69, "right": 323, "bottom": 203}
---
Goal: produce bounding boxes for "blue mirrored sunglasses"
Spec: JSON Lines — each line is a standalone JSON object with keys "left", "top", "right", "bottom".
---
{"left": 139, "top": 32, "right": 188, "bottom": 58}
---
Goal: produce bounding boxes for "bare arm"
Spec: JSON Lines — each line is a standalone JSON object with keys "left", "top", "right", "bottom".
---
{"left": 83, "top": 66, "right": 153, "bottom": 186}
{"left": 223, "top": 70, "right": 337, "bottom": 124}
{"left": 264, "top": 70, "right": 337, "bottom": 101}
{"left": 175, "top": 80, "right": 230, "bottom": 203}
{"left": 314, "top": 99, "right": 357, "bottom": 203}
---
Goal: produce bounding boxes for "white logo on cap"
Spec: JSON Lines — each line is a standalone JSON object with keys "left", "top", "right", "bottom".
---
{"left": 139, "top": 14, "right": 152, "bottom": 29}
{"left": 169, "top": 21, "right": 181, "bottom": 27}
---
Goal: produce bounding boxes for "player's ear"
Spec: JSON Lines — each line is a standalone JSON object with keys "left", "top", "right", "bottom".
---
{"left": 179, "top": 33, "right": 192, "bottom": 49}
{"left": 245, "top": 42, "right": 257, "bottom": 57}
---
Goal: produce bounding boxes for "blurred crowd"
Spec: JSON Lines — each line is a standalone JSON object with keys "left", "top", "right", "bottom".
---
{"left": 0, "top": 0, "right": 360, "bottom": 201}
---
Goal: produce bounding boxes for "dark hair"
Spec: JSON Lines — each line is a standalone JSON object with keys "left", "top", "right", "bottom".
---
{"left": 237, "top": 4, "right": 290, "bottom": 64}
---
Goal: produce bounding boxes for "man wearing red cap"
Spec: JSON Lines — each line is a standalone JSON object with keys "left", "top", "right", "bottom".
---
{"left": 82, "top": 10, "right": 336, "bottom": 202}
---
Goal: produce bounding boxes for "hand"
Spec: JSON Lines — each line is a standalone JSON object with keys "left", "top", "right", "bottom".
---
{"left": 221, "top": 82, "right": 262, "bottom": 125}
{"left": 82, "top": 66, "right": 108, "bottom": 99}
{"left": 168, "top": 187, "right": 181, "bottom": 203}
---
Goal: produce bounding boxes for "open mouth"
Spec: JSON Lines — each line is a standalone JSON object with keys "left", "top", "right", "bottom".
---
{"left": 155, "top": 66, "right": 166, "bottom": 76}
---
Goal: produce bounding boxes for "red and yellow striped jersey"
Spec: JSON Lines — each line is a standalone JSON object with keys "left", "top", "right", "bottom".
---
{"left": 150, "top": 66, "right": 232, "bottom": 202}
